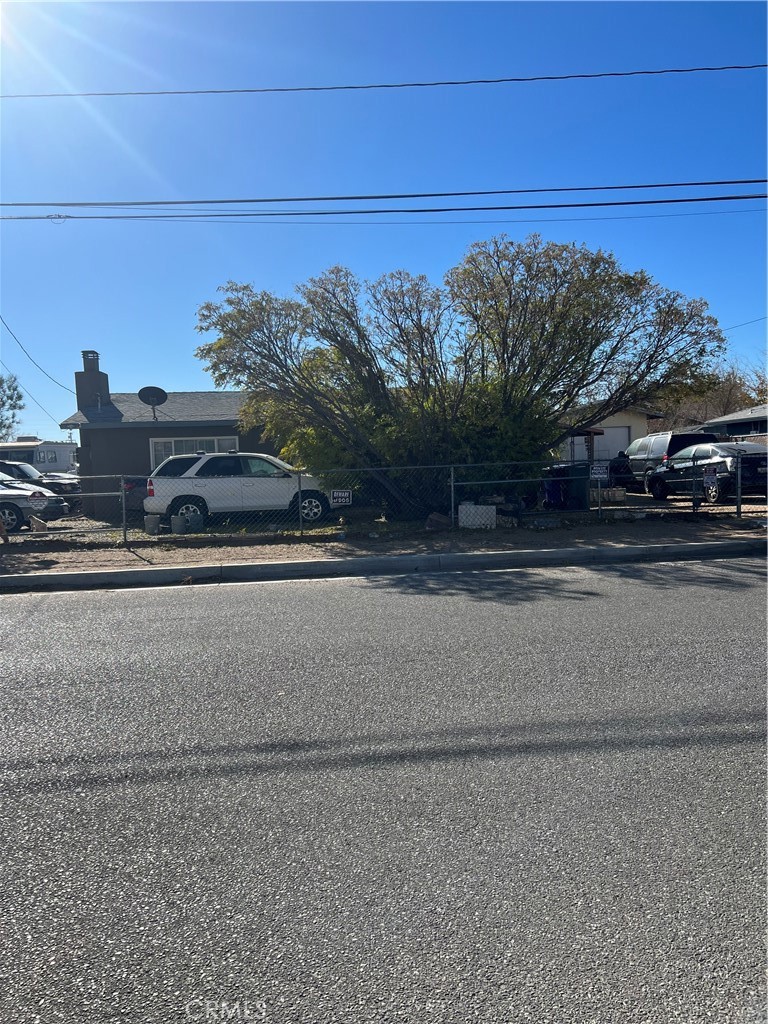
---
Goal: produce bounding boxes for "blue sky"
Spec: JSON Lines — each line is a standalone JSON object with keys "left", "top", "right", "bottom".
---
{"left": 1, "top": 0, "right": 766, "bottom": 439}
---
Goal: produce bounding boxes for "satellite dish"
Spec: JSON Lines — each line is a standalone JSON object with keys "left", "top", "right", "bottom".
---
{"left": 138, "top": 386, "right": 168, "bottom": 421}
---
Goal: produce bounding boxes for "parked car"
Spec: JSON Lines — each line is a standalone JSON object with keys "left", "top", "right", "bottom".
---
{"left": 622, "top": 431, "right": 719, "bottom": 492}
{"left": 143, "top": 452, "right": 347, "bottom": 524}
{"left": 121, "top": 476, "right": 149, "bottom": 514}
{"left": 0, "top": 474, "right": 71, "bottom": 531}
{"left": 647, "top": 441, "right": 768, "bottom": 503}
{"left": 0, "top": 459, "right": 81, "bottom": 501}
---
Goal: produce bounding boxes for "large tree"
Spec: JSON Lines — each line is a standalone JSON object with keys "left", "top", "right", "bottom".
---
{"left": 196, "top": 234, "right": 725, "bottom": 473}
{"left": 653, "top": 360, "right": 764, "bottom": 431}
{"left": 0, "top": 374, "right": 24, "bottom": 442}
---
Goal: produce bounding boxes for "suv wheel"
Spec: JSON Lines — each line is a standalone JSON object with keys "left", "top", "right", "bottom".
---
{"left": 643, "top": 469, "right": 655, "bottom": 494}
{"left": 294, "top": 492, "right": 330, "bottom": 523}
{"left": 168, "top": 496, "right": 209, "bottom": 522}
{"left": 0, "top": 502, "right": 25, "bottom": 532}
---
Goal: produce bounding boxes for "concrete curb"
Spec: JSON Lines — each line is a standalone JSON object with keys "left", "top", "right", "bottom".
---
{"left": 0, "top": 539, "right": 764, "bottom": 593}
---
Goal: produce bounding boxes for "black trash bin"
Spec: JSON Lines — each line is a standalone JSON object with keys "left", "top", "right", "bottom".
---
{"left": 543, "top": 462, "right": 590, "bottom": 511}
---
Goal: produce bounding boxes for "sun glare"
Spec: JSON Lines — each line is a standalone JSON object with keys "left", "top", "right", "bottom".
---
{"left": 1, "top": 2, "right": 170, "bottom": 188}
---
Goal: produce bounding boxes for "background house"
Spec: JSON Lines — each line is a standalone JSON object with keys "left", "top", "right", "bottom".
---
{"left": 563, "top": 407, "right": 663, "bottom": 463}
{"left": 698, "top": 403, "right": 768, "bottom": 439}
{"left": 60, "top": 351, "right": 276, "bottom": 517}
{"left": 0, "top": 436, "right": 78, "bottom": 471}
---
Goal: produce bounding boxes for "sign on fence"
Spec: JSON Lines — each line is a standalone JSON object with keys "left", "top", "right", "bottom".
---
{"left": 28, "top": 491, "right": 49, "bottom": 512}
{"left": 592, "top": 464, "right": 609, "bottom": 481}
{"left": 331, "top": 490, "right": 353, "bottom": 505}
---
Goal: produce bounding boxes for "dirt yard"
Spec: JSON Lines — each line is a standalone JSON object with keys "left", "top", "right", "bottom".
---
{"left": 0, "top": 511, "right": 764, "bottom": 577}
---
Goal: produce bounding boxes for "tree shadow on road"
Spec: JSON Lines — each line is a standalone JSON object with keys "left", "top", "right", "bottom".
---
{"left": 357, "top": 557, "right": 766, "bottom": 606}
{"left": 4, "top": 707, "right": 764, "bottom": 796}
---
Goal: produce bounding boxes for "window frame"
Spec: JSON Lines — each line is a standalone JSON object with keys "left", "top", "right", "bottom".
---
{"left": 149, "top": 436, "right": 238, "bottom": 469}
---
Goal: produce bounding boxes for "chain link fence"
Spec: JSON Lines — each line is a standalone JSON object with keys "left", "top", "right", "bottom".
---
{"left": 586, "top": 451, "right": 768, "bottom": 519}
{"left": 1, "top": 452, "right": 765, "bottom": 545}
{"left": 0, "top": 475, "right": 129, "bottom": 541}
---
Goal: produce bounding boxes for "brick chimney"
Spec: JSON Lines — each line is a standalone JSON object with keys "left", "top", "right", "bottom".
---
{"left": 75, "top": 350, "right": 111, "bottom": 410}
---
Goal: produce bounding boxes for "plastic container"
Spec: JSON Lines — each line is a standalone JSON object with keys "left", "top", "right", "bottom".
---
{"left": 170, "top": 515, "right": 187, "bottom": 535}
{"left": 544, "top": 463, "right": 590, "bottom": 511}
{"left": 144, "top": 515, "right": 161, "bottom": 535}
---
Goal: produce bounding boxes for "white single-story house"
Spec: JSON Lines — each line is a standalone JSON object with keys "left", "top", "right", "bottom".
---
{"left": 563, "top": 406, "right": 663, "bottom": 462}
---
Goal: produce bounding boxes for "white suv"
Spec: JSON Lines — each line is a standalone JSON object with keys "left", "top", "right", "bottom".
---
{"left": 143, "top": 452, "right": 343, "bottom": 524}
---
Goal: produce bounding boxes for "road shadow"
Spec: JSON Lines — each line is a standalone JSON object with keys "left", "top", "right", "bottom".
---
{"left": 358, "top": 557, "right": 767, "bottom": 606}
{"left": 3, "top": 708, "right": 764, "bottom": 796}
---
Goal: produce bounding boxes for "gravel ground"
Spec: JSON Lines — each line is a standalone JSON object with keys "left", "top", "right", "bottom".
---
{"left": 0, "top": 513, "right": 765, "bottom": 576}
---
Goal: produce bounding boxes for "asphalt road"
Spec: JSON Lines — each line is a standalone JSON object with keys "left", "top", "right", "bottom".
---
{"left": 1, "top": 558, "right": 765, "bottom": 1024}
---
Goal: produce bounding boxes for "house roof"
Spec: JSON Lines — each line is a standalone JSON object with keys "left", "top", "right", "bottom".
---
{"left": 700, "top": 404, "right": 768, "bottom": 427}
{"left": 60, "top": 391, "right": 245, "bottom": 429}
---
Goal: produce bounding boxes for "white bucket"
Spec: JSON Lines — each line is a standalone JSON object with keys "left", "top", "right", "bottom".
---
{"left": 170, "top": 515, "right": 187, "bottom": 535}
{"left": 144, "top": 515, "right": 161, "bottom": 535}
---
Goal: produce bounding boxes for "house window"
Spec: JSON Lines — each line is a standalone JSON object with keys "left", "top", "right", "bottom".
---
{"left": 47, "top": 451, "right": 58, "bottom": 463}
{"left": 150, "top": 437, "right": 238, "bottom": 469}
{"left": 36, "top": 451, "right": 47, "bottom": 463}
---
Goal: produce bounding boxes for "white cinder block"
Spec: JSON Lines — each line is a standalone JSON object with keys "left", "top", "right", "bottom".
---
{"left": 458, "top": 503, "right": 497, "bottom": 529}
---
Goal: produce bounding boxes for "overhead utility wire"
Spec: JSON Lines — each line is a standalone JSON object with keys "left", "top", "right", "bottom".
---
{"left": 5, "top": 193, "right": 765, "bottom": 222}
{"left": 0, "top": 315, "right": 76, "bottom": 394}
{"left": 161, "top": 208, "right": 768, "bottom": 228}
{"left": 722, "top": 317, "right": 767, "bottom": 332}
{"left": 0, "top": 360, "right": 62, "bottom": 429}
{"left": 2, "top": 63, "right": 765, "bottom": 99}
{"left": 155, "top": 207, "right": 766, "bottom": 228}
{"left": 5, "top": 178, "right": 764, "bottom": 210}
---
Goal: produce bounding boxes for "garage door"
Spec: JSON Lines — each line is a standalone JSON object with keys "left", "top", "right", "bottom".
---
{"left": 595, "top": 426, "right": 631, "bottom": 461}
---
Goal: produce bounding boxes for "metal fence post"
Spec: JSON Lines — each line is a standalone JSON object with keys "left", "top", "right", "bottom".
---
{"left": 450, "top": 466, "right": 456, "bottom": 528}
{"left": 297, "top": 471, "right": 303, "bottom": 536}
{"left": 736, "top": 453, "right": 742, "bottom": 518}
{"left": 597, "top": 477, "right": 602, "bottom": 520}
{"left": 120, "top": 475, "right": 128, "bottom": 545}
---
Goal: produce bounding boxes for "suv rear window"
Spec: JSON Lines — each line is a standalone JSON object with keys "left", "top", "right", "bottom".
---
{"left": 153, "top": 456, "right": 201, "bottom": 477}
{"left": 626, "top": 438, "right": 650, "bottom": 457}
{"left": 649, "top": 435, "right": 669, "bottom": 456}
{"left": 667, "top": 433, "right": 718, "bottom": 457}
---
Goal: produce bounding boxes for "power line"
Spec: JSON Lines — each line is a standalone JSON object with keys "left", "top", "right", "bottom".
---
{"left": 3, "top": 192, "right": 765, "bottom": 222}
{"left": 0, "top": 360, "right": 63, "bottom": 429}
{"left": 145, "top": 207, "right": 766, "bottom": 228}
{"left": 2, "top": 63, "right": 765, "bottom": 100}
{"left": 0, "top": 316, "right": 76, "bottom": 394}
{"left": 3, "top": 178, "right": 764, "bottom": 210}
{"left": 722, "top": 317, "right": 768, "bottom": 332}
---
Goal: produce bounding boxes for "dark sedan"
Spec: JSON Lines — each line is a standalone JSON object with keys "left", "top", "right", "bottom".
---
{"left": 647, "top": 441, "right": 768, "bottom": 503}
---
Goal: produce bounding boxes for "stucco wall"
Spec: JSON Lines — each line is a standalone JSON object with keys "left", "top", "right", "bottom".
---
{"left": 589, "top": 410, "right": 653, "bottom": 442}
{"left": 563, "top": 410, "right": 657, "bottom": 462}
